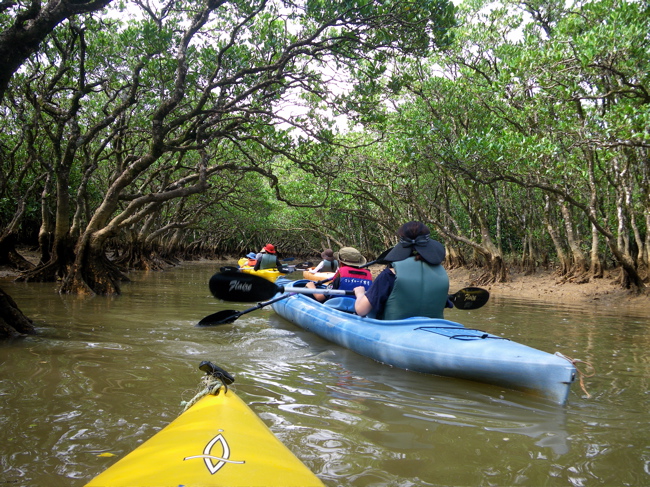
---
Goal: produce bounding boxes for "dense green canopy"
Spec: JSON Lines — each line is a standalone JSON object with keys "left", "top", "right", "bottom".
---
{"left": 1, "top": 0, "right": 648, "bottom": 336}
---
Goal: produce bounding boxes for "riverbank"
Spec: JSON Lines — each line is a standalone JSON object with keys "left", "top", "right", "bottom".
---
{"left": 442, "top": 266, "right": 649, "bottom": 315}
{"left": 355, "top": 261, "right": 648, "bottom": 316}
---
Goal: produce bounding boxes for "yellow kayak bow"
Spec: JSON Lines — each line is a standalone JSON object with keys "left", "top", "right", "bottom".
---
{"left": 85, "top": 362, "right": 323, "bottom": 487}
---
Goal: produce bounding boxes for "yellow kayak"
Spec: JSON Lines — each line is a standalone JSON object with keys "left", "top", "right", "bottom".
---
{"left": 85, "top": 362, "right": 323, "bottom": 487}
{"left": 302, "top": 269, "right": 335, "bottom": 282}
{"left": 237, "top": 257, "right": 283, "bottom": 282}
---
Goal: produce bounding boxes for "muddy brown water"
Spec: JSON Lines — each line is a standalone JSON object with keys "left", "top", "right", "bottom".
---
{"left": 1, "top": 262, "right": 648, "bottom": 486}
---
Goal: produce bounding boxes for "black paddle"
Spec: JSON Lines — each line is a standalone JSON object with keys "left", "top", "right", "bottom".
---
{"left": 220, "top": 265, "right": 240, "bottom": 272}
{"left": 198, "top": 293, "right": 295, "bottom": 326}
{"left": 448, "top": 287, "right": 490, "bottom": 310}
{"left": 201, "top": 272, "right": 489, "bottom": 326}
{"left": 208, "top": 270, "right": 489, "bottom": 308}
{"left": 209, "top": 270, "right": 354, "bottom": 302}
{"left": 200, "top": 280, "right": 489, "bottom": 326}
{"left": 360, "top": 247, "right": 393, "bottom": 268}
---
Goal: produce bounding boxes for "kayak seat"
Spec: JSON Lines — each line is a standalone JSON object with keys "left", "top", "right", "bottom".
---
{"left": 323, "top": 297, "right": 357, "bottom": 314}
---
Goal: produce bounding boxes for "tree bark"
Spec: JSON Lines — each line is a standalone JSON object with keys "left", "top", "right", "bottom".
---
{"left": 476, "top": 244, "right": 508, "bottom": 285}
{"left": 59, "top": 233, "right": 129, "bottom": 295}
{"left": 586, "top": 150, "right": 604, "bottom": 279}
{"left": 0, "top": 0, "right": 114, "bottom": 102}
{"left": 520, "top": 232, "right": 536, "bottom": 276}
{"left": 0, "top": 286, "right": 35, "bottom": 338}
{"left": 559, "top": 198, "right": 587, "bottom": 279}
{"left": 0, "top": 233, "right": 35, "bottom": 271}
{"left": 37, "top": 174, "right": 55, "bottom": 265}
{"left": 444, "top": 244, "right": 466, "bottom": 269}
{"left": 589, "top": 224, "right": 603, "bottom": 279}
{"left": 542, "top": 195, "right": 570, "bottom": 276}
{"left": 645, "top": 210, "right": 650, "bottom": 271}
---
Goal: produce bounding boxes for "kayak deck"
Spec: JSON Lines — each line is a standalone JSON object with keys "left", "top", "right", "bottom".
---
{"left": 237, "top": 257, "right": 284, "bottom": 282}
{"left": 302, "top": 269, "right": 335, "bottom": 282}
{"left": 85, "top": 364, "right": 323, "bottom": 487}
{"left": 272, "top": 279, "right": 577, "bottom": 405}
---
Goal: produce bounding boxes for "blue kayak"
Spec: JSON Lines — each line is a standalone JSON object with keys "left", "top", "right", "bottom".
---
{"left": 271, "top": 279, "right": 577, "bottom": 405}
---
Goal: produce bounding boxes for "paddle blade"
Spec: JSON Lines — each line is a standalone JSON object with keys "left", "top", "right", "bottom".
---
{"left": 197, "top": 310, "right": 241, "bottom": 326}
{"left": 209, "top": 271, "right": 280, "bottom": 302}
{"left": 451, "top": 287, "right": 490, "bottom": 310}
{"left": 220, "top": 265, "right": 240, "bottom": 272}
{"left": 361, "top": 247, "right": 393, "bottom": 268}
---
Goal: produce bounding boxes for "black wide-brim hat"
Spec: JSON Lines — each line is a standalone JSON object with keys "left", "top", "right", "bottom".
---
{"left": 321, "top": 249, "right": 334, "bottom": 261}
{"left": 384, "top": 235, "right": 446, "bottom": 265}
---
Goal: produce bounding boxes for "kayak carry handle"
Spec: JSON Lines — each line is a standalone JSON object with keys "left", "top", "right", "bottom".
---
{"left": 199, "top": 361, "right": 235, "bottom": 385}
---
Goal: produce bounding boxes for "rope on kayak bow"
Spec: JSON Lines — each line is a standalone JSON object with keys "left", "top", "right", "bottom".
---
{"left": 181, "top": 362, "right": 235, "bottom": 412}
{"left": 181, "top": 375, "right": 226, "bottom": 412}
{"left": 555, "top": 352, "right": 596, "bottom": 398}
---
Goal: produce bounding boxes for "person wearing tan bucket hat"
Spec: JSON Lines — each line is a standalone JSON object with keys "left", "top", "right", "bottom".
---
{"left": 334, "top": 247, "right": 367, "bottom": 267}
{"left": 354, "top": 221, "right": 449, "bottom": 320}
{"left": 309, "top": 248, "right": 339, "bottom": 274}
{"left": 306, "top": 246, "right": 372, "bottom": 302}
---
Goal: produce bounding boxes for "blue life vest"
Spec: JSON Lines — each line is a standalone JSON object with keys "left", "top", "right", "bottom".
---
{"left": 381, "top": 257, "right": 449, "bottom": 320}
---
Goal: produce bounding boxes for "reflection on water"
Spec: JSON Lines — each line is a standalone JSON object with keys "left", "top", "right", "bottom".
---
{"left": 1, "top": 263, "right": 649, "bottom": 486}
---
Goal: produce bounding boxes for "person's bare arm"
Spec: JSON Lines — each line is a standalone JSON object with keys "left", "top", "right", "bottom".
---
{"left": 354, "top": 287, "right": 372, "bottom": 316}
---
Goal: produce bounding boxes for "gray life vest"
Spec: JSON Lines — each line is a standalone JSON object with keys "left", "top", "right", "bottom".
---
{"left": 320, "top": 260, "right": 338, "bottom": 272}
{"left": 381, "top": 257, "right": 449, "bottom": 320}
{"left": 258, "top": 253, "right": 277, "bottom": 270}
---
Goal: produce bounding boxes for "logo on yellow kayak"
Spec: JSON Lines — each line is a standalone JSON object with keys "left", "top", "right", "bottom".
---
{"left": 183, "top": 429, "right": 245, "bottom": 475}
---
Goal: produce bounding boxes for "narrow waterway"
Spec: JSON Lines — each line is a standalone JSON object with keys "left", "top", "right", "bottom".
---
{"left": 1, "top": 262, "right": 648, "bottom": 486}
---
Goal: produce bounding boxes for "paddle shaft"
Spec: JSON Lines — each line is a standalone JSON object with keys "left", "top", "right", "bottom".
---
{"left": 278, "top": 286, "right": 353, "bottom": 297}
{"left": 278, "top": 284, "right": 485, "bottom": 306}
{"left": 198, "top": 293, "right": 295, "bottom": 326}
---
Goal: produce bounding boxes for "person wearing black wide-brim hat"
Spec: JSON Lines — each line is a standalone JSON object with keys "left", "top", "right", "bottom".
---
{"left": 309, "top": 248, "right": 339, "bottom": 274}
{"left": 354, "top": 221, "right": 450, "bottom": 320}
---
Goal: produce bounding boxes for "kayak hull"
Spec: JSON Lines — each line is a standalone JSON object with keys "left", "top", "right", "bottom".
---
{"left": 237, "top": 257, "right": 282, "bottom": 282}
{"left": 85, "top": 389, "right": 323, "bottom": 487}
{"left": 271, "top": 279, "right": 576, "bottom": 405}
{"left": 302, "top": 269, "right": 335, "bottom": 282}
